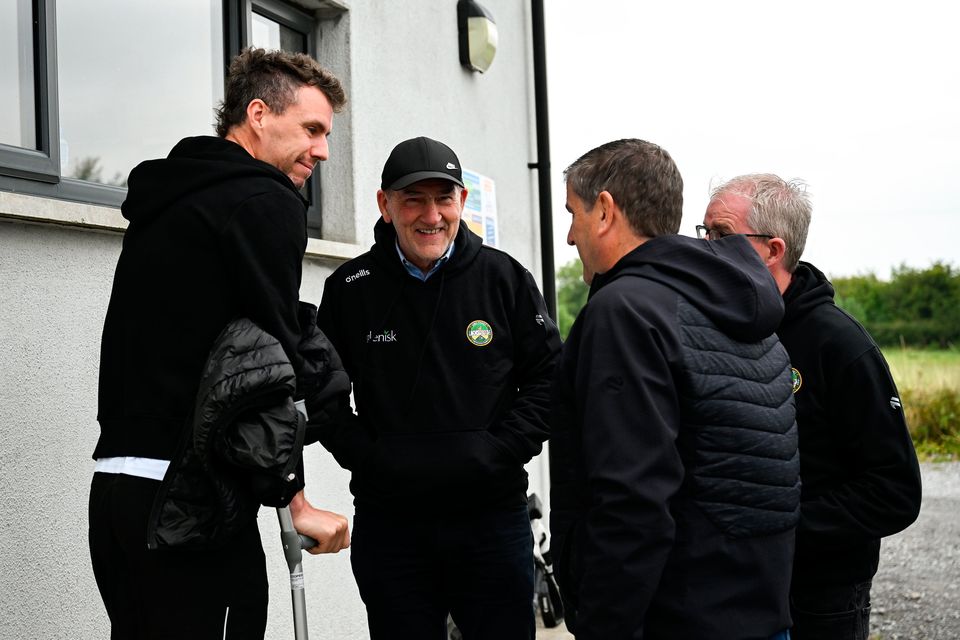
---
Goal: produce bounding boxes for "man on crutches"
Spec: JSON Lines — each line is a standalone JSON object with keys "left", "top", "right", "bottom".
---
{"left": 90, "top": 48, "right": 351, "bottom": 639}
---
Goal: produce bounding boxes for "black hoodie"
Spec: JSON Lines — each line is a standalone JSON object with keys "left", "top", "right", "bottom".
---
{"left": 551, "top": 234, "right": 799, "bottom": 640}
{"left": 779, "top": 262, "right": 921, "bottom": 589}
{"left": 315, "top": 219, "right": 561, "bottom": 511}
{"left": 95, "top": 136, "right": 307, "bottom": 461}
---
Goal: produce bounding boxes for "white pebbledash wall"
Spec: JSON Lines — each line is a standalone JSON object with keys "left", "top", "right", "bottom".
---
{"left": 0, "top": 1, "right": 549, "bottom": 638}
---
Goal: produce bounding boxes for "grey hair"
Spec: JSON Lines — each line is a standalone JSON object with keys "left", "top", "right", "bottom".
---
{"left": 564, "top": 138, "right": 683, "bottom": 237}
{"left": 710, "top": 174, "right": 811, "bottom": 272}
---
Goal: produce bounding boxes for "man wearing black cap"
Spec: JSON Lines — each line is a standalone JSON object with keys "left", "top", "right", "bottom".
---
{"left": 314, "top": 137, "right": 561, "bottom": 638}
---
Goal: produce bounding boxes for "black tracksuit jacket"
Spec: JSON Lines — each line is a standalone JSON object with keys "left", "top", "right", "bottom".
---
{"left": 551, "top": 235, "right": 800, "bottom": 640}
{"left": 315, "top": 219, "right": 561, "bottom": 511}
{"left": 780, "top": 262, "right": 922, "bottom": 590}
{"left": 96, "top": 136, "right": 307, "bottom": 461}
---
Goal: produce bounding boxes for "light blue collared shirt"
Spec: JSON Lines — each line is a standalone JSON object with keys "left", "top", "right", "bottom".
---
{"left": 396, "top": 239, "right": 455, "bottom": 281}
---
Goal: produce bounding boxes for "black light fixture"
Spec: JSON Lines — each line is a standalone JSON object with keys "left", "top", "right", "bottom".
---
{"left": 458, "top": 0, "right": 498, "bottom": 73}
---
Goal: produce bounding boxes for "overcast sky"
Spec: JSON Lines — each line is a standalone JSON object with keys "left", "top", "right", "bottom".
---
{"left": 545, "top": 0, "right": 959, "bottom": 279}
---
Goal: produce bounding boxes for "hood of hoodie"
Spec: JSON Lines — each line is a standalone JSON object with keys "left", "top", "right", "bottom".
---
{"left": 370, "top": 215, "right": 483, "bottom": 277}
{"left": 782, "top": 261, "right": 835, "bottom": 325}
{"left": 590, "top": 234, "right": 785, "bottom": 342}
{"left": 121, "top": 136, "right": 304, "bottom": 227}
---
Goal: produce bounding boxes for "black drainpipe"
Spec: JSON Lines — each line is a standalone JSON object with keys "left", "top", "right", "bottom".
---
{"left": 529, "top": 0, "right": 556, "bottom": 321}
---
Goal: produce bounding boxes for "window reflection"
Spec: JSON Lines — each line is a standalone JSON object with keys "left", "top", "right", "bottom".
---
{"left": 252, "top": 12, "right": 307, "bottom": 53}
{"left": 56, "top": 1, "right": 223, "bottom": 186}
{"left": 0, "top": 0, "right": 37, "bottom": 150}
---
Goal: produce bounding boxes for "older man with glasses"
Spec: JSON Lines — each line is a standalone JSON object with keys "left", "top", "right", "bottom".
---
{"left": 703, "top": 174, "right": 922, "bottom": 640}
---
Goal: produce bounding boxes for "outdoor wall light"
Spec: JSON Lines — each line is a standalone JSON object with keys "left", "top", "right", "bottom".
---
{"left": 458, "top": 0, "right": 498, "bottom": 73}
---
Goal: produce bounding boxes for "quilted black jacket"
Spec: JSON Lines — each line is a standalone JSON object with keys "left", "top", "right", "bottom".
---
{"left": 147, "top": 304, "right": 349, "bottom": 549}
{"left": 551, "top": 235, "right": 799, "bottom": 639}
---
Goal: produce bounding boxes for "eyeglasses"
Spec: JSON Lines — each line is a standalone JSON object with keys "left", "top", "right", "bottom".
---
{"left": 696, "top": 224, "right": 773, "bottom": 241}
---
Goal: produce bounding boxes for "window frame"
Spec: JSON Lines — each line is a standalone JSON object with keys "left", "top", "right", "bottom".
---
{"left": 0, "top": 0, "right": 59, "bottom": 184}
{"left": 1, "top": 0, "right": 325, "bottom": 233}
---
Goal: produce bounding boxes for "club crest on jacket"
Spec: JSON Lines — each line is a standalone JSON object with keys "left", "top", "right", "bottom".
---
{"left": 466, "top": 320, "right": 493, "bottom": 347}
{"left": 791, "top": 367, "right": 803, "bottom": 394}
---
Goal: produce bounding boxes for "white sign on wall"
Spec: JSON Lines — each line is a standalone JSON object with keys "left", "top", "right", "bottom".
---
{"left": 462, "top": 168, "right": 498, "bottom": 247}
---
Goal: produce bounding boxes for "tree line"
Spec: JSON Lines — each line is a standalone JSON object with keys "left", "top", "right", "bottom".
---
{"left": 833, "top": 261, "right": 959, "bottom": 348}
{"left": 556, "top": 259, "right": 959, "bottom": 349}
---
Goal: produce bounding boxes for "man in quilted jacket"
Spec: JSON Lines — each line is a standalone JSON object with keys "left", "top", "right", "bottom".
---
{"left": 551, "top": 139, "right": 799, "bottom": 640}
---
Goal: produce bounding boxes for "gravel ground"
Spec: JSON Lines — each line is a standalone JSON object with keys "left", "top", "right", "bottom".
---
{"left": 537, "top": 462, "right": 960, "bottom": 640}
{"left": 870, "top": 461, "right": 960, "bottom": 640}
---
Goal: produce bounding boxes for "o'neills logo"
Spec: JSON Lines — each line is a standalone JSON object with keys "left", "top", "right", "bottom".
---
{"left": 345, "top": 268, "right": 370, "bottom": 283}
{"left": 466, "top": 320, "right": 493, "bottom": 347}
{"left": 790, "top": 367, "right": 802, "bottom": 394}
{"left": 367, "top": 330, "right": 397, "bottom": 343}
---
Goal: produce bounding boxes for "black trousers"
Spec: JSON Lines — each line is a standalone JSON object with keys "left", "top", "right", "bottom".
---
{"left": 351, "top": 504, "right": 535, "bottom": 640}
{"left": 791, "top": 580, "right": 873, "bottom": 640}
{"left": 88, "top": 473, "right": 268, "bottom": 640}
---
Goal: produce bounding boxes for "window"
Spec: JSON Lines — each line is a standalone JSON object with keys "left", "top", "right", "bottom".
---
{"left": 1, "top": 0, "right": 332, "bottom": 239}
{"left": 0, "top": 0, "right": 57, "bottom": 183}
{"left": 253, "top": 12, "right": 307, "bottom": 52}
{"left": 0, "top": 0, "right": 37, "bottom": 151}
{"left": 56, "top": 1, "right": 224, "bottom": 189}
{"left": 1, "top": 0, "right": 224, "bottom": 205}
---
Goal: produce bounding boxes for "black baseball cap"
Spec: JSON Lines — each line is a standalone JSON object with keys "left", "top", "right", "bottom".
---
{"left": 380, "top": 137, "right": 465, "bottom": 190}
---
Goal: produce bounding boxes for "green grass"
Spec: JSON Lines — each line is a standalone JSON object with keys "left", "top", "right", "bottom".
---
{"left": 883, "top": 347, "right": 960, "bottom": 391}
{"left": 882, "top": 347, "right": 960, "bottom": 460}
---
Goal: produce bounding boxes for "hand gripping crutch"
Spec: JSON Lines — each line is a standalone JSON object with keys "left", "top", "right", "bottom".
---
{"left": 277, "top": 506, "right": 318, "bottom": 640}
